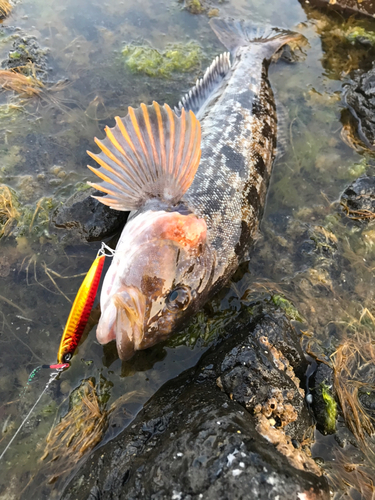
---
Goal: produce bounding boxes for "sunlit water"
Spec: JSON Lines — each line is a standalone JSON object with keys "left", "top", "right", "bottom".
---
{"left": 0, "top": 0, "right": 375, "bottom": 498}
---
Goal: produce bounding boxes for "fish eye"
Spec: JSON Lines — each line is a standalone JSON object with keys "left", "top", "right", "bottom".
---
{"left": 166, "top": 286, "right": 191, "bottom": 312}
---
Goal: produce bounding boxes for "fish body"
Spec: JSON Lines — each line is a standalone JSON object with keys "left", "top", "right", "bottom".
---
{"left": 88, "top": 20, "right": 303, "bottom": 360}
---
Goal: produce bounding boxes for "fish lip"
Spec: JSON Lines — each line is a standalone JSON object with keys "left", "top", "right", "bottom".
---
{"left": 113, "top": 287, "right": 146, "bottom": 361}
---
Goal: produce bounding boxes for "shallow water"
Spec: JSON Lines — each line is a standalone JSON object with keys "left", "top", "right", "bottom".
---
{"left": 0, "top": 0, "right": 375, "bottom": 497}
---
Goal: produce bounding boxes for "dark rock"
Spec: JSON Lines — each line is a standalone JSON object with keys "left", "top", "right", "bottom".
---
{"left": 302, "top": 0, "right": 375, "bottom": 18}
{"left": 341, "top": 175, "right": 375, "bottom": 215}
{"left": 1, "top": 35, "right": 48, "bottom": 80}
{"left": 52, "top": 188, "right": 128, "bottom": 242}
{"left": 343, "top": 68, "right": 375, "bottom": 150}
{"left": 61, "top": 312, "right": 329, "bottom": 500}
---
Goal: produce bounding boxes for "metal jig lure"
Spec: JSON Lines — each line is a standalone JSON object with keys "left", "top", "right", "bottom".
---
{"left": 57, "top": 253, "right": 105, "bottom": 364}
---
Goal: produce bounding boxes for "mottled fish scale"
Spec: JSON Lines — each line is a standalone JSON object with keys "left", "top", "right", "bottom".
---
{"left": 183, "top": 48, "right": 278, "bottom": 286}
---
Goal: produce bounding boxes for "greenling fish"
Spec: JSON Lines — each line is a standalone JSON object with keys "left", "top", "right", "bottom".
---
{"left": 88, "top": 19, "right": 304, "bottom": 360}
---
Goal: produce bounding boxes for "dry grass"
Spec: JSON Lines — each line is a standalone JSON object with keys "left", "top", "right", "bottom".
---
{"left": 0, "top": 185, "right": 20, "bottom": 238}
{"left": 41, "top": 379, "right": 112, "bottom": 465}
{"left": 0, "top": 69, "right": 43, "bottom": 97}
{"left": 39, "top": 379, "right": 146, "bottom": 484}
{"left": 0, "top": 0, "right": 12, "bottom": 18}
{"left": 331, "top": 329, "right": 375, "bottom": 446}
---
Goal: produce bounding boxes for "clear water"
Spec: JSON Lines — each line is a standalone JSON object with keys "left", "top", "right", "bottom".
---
{"left": 0, "top": 0, "right": 375, "bottom": 498}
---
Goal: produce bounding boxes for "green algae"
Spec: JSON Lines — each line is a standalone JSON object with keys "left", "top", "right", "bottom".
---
{"left": 185, "top": 0, "right": 204, "bottom": 14}
{"left": 321, "top": 383, "right": 337, "bottom": 434}
{"left": 348, "top": 158, "right": 368, "bottom": 178}
{"left": 271, "top": 294, "right": 304, "bottom": 322}
{"left": 0, "top": 189, "right": 57, "bottom": 241}
{"left": 122, "top": 42, "right": 202, "bottom": 78}
{"left": 345, "top": 27, "right": 375, "bottom": 47}
{"left": 167, "top": 306, "right": 239, "bottom": 348}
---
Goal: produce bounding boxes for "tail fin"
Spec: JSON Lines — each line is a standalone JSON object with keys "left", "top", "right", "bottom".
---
{"left": 209, "top": 18, "right": 306, "bottom": 59}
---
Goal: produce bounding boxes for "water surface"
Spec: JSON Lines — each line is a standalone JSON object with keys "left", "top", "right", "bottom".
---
{"left": 0, "top": 0, "right": 374, "bottom": 498}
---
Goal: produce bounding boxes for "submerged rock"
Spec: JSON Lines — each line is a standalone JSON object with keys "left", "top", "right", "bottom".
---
{"left": 341, "top": 175, "right": 375, "bottom": 218}
{"left": 62, "top": 312, "right": 329, "bottom": 499}
{"left": 1, "top": 34, "right": 49, "bottom": 81}
{"left": 52, "top": 188, "right": 128, "bottom": 242}
{"left": 343, "top": 67, "right": 375, "bottom": 150}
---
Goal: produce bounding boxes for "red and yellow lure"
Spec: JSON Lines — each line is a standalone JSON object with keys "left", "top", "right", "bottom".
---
{"left": 24, "top": 247, "right": 110, "bottom": 383}
{"left": 0, "top": 247, "right": 112, "bottom": 463}
{"left": 57, "top": 254, "right": 105, "bottom": 364}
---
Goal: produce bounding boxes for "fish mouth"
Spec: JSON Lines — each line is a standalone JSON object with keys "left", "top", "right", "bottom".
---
{"left": 96, "top": 286, "right": 146, "bottom": 361}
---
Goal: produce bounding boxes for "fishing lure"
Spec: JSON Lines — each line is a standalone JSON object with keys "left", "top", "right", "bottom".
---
{"left": 0, "top": 247, "right": 111, "bottom": 462}
{"left": 57, "top": 253, "right": 105, "bottom": 364}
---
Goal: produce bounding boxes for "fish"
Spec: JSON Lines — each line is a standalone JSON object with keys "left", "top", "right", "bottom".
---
{"left": 87, "top": 19, "right": 304, "bottom": 361}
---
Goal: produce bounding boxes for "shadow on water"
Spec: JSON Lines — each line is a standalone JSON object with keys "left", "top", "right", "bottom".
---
{"left": 0, "top": 0, "right": 375, "bottom": 497}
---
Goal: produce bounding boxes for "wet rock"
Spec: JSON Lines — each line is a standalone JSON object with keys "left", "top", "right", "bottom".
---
{"left": 1, "top": 35, "right": 48, "bottom": 80}
{"left": 343, "top": 67, "right": 375, "bottom": 150}
{"left": 341, "top": 175, "right": 375, "bottom": 216}
{"left": 62, "top": 312, "right": 329, "bottom": 500}
{"left": 52, "top": 188, "right": 128, "bottom": 242}
{"left": 302, "top": 0, "right": 375, "bottom": 18}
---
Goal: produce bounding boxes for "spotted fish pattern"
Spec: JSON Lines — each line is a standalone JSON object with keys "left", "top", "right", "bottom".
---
{"left": 181, "top": 19, "right": 303, "bottom": 291}
{"left": 87, "top": 19, "right": 305, "bottom": 360}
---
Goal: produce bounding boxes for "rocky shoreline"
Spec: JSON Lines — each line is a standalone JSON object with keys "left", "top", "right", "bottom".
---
{"left": 61, "top": 311, "right": 329, "bottom": 500}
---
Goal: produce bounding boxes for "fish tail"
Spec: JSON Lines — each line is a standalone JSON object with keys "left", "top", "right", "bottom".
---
{"left": 209, "top": 18, "right": 305, "bottom": 59}
{"left": 87, "top": 102, "right": 201, "bottom": 211}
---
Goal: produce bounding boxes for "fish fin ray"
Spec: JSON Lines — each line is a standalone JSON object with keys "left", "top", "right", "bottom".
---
{"left": 209, "top": 18, "right": 306, "bottom": 58}
{"left": 275, "top": 96, "right": 289, "bottom": 160}
{"left": 87, "top": 102, "right": 201, "bottom": 210}
{"left": 175, "top": 52, "right": 231, "bottom": 117}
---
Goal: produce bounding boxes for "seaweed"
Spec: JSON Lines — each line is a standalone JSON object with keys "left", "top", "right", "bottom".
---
{"left": 0, "top": 185, "right": 20, "bottom": 238}
{"left": 271, "top": 294, "right": 304, "bottom": 322}
{"left": 184, "top": 0, "right": 204, "bottom": 14}
{"left": 320, "top": 382, "right": 337, "bottom": 433}
{"left": 122, "top": 42, "right": 202, "bottom": 78}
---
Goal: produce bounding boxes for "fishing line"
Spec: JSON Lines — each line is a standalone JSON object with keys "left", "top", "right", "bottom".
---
{"left": 0, "top": 369, "right": 63, "bottom": 461}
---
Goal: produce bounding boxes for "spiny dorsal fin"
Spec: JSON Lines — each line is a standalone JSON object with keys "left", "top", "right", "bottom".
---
{"left": 175, "top": 52, "right": 231, "bottom": 117}
{"left": 87, "top": 102, "right": 201, "bottom": 211}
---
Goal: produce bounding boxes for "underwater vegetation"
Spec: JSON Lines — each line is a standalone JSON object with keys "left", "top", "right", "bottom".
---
{"left": 303, "top": 6, "right": 375, "bottom": 78}
{"left": 0, "top": 68, "right": 44, "bottom": 97}
{"left": 332, "top": 328, "right": 375, "bottom": 446}
{"left": 0, "top": 185, "right": 57, "bottom": 241}
{"left": 184, "top": 0, "right": 205, "bottom": 14}
{"left": 345, "top": 26, "right": 375, "bottom": 46}
{"left": 41, "top": 378, "right": 113, "bottom": 470}
{"left": 320, "top": 383, "right": 337, "bottom": 434}
{"left": 38, "top": 375, "right": 147, "bottom": 483}
{"left": 0, "top": 185, "right": 20, "bottom": 238}
{"left": 122, "top": 42, "right": 202, "bottom": 78}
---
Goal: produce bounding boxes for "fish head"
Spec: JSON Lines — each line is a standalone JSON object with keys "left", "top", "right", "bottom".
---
{"left": 97, "top": 210, "right": 214, "bottom": 360}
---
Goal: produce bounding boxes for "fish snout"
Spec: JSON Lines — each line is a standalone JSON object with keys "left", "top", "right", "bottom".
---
{"left": 113, "top": 287, "right": 146, "bottom": 361}
{"left": 96, "top": 286, "right": 146, "bottom": 361}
